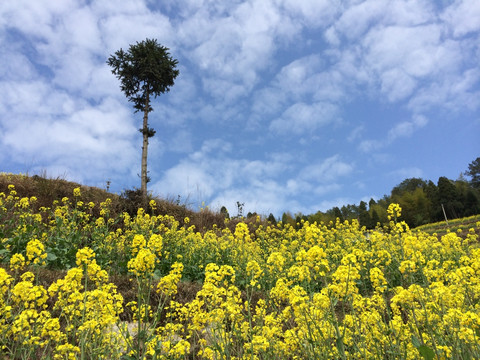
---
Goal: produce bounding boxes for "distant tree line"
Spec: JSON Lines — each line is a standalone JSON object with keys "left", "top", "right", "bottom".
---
{"left": 278, "top": 157, "right": 480, "bottom": 229}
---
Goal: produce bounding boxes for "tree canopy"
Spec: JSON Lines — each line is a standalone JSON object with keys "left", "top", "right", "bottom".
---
{"left": 465, "top": 157, "right": 480, "bottom": 189}
{"left": 107, "top": 38, "right": 179, "bottom": 114}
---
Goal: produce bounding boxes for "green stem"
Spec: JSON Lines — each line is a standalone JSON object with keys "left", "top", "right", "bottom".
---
{"left": 80, "top": 263, "right": 88, "bottom": 360}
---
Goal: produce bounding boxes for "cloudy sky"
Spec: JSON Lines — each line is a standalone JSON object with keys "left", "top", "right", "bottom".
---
{"left": 1, "top": 0, "right": 479, "bottom": 217}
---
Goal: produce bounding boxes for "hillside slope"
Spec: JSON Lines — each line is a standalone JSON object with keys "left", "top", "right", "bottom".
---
{"left": 0, "top": 173, "right": 228, "bottom": 231}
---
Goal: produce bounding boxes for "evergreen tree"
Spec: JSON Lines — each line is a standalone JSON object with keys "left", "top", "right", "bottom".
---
{"left": 371, "top": 209, "right": 380, "bottom": 228}
{"left": 341, "top": 204, "right": 359, "bottom": 221}
{"left": 107, "top": 39, "right": 179, "bottom": 197}
{"left": 358, "top": 201, "right": 372, "bottom": 228}
{"left": 267, "top": 213, "right": 277, "bottom": 225}
{"left": 333, "top": 206, "right": 344, "bottom": 223}
{"left": 437, "top": 177, "right": 463, "bottom": 219}
{"left": 370, "top": 203, "right": 388, "bottom": 225}
{"left": 464, "top": 190, "right": 480, "bottom": 216}
{"left": 391, "top": 178, "right": 427, "bottom": 197}
{"left": 281, "top": 212, "right": 295, "bottom": 226}
{"left": 425, "top": 180, "right": 438, "bottom": 221}
{"left": 220, "top": 206, "right": 230, "bottom": 219}
{"left": 465, "top": 157, "right": 480, "bottom": 189}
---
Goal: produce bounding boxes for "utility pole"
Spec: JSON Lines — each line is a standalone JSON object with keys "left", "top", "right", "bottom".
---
{"left": 441, "top": 203, "right": 449, "bottom": 227}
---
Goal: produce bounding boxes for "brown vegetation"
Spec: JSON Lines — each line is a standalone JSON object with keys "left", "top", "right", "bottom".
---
{"left": 0, "top": 172, "right": 233, "bottom": 233}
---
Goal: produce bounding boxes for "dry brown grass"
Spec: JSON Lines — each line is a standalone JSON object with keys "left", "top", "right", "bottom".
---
{"left": 0, "top": 172, "right": 233, "bottom": 233}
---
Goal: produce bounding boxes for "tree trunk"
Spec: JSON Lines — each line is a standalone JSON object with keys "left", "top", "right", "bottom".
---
{"left": 141, "top": 92, "right": 150, "bottom": 198}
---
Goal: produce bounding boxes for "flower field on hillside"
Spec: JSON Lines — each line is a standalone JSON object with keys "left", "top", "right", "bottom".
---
{"left": 1, "top": 185, "right": 480, "bottom": 359}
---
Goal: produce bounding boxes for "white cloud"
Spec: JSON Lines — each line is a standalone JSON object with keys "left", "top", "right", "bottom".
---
{"left": 2, "top": 0, "right": 175, "bottom": 99}
{"left": 357, "top": 23, "right": 462, "bottom": 104}
{"left": 408, "top": 68, "right": 480, "bottom": 113}
{"left": 300, "top": 155, "right": 353, "bottom": 183}
{"left": 3, "top": 98, "right": 136, "bottom": 157}
{"left": 278, "top": 0, "right": 341, "bottom": 28}
{"left": 209, "top": 183, "right": 293, "bottom": 217}
{"left": 323, "top": 0, "right": 473, "bottom": 111}
{"left": 178, "top": 0, "right": 300, "bottom": 103}
{"left": 328, "top": 0, "right": 386, "bottom": 41}
{"left": 359, "top": 114, "right": 429, "bottom": 153}
{"left": 308, "top": 197, "right": 353, "bottom": 213}
{"left": 378, "top": 68, "right": 416, "bottom": 102}
{"left": 155, "top": 162, "right": 218, "bottom": 200}
{"left": 151, "top": 138, "right": 293, "bottom": 213}
{"left": 0, "top": 39, "right": 37, "bottom": 81}
{"left": 277, "top": 55, "right": 323, "bottom": 88}
{"left": 329, "top": 0, "right": 434, "bottom": 41}
{"left": 152, "top": 140, "right": 354, "bottom": 216}
{"left": 362, "top": 24, "right": 452, "bottom": 77}
{"left": 257, "top": 55, "right": 346, "bottom": 108}
{"left": 441, "top": 0, "right": 480, "bottom": 37}
{"left": 0, "top": 0, "right": 78, "bottom": 38}
{"left": 270, "top": 102, "right": 339, "bottom": 134}
{"left": 0, "top": 80, "right": 76, "bottom": 118}
{"left": 0, "top": 65, "right": 138, "bottom": 184}
{"left": 201, "top": 78, "right": 250, "bottom": 103}
{"left": 313, "top": 183, "right": 342, "bottom": 196}
{"left": 277, "top": 56, "right": 346, "bottom": 102}
{"left": 347, "top": 125, "right": 364, "bottom": 142}
{"left": 358, "top": 139, "right": 383, "bottom": 153}
{"left": 387, "top": 115, "right": 428, "bottom": 142}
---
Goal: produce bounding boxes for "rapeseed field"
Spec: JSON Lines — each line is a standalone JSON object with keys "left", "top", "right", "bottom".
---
{"left": 1, "top": 185, "right": 480, "bottom": 359}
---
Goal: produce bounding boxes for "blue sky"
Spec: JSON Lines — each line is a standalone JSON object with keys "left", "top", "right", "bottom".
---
{"left": 1, "top": 0, "right": 479, "bottom": 217}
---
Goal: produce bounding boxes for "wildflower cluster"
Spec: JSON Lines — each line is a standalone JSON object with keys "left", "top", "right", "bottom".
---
{"left": 1, "top": 247, "right": 124, "bottom": 359}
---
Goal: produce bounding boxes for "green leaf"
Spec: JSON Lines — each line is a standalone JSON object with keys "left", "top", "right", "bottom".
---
{"left": 119, "top": 355, "right": 137, "bottom": 360}
{"left": 47, "top": 252, "right": 58, "bottom": 261}
{"left": 152, "top": 269, "right": 162, "bottom": 281}
{"left": 411, "top": 335, "right": 421, "bottom": 348}
{"left": 417, "top": 345, "right": 435, "bottom": 360}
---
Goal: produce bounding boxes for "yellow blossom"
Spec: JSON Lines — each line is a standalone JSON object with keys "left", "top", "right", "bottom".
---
{"left": 128, "top": 248, "right": 156, "bottom": 277}
{"left": 75, "top": 247, "right": 95, "bottom": 267}
{"left": 26, "top": 239, "right": 47, "bottom": 266}
{"left": 10, "top": 253, "right": 26, "bottom": 272}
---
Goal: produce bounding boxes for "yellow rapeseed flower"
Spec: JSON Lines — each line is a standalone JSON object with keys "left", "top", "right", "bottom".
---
{"left": 131, "top": 234, "right": 146, "bottom": 256}
{"left": 369, "top": 267, "right": 387, "bottom": 293}
{"left": 0, "top": 267, "right": 13, "bottom": 293}
{"left": 26, "top": 239, "right": 47, "bottom": 266}
{"left": 54, "top": 343, "right": 80, "bottom": 360}
{"left": 147, "top": 233, "right": 163, "bottom": 256}
{"left": 387, "top": 203, "right": 402, "bottom": 221}
{"left": 157, "top": 262, "right": 183, "bottom": 297}
{"left": 149, "top": 199, "right": 157, "bottom": 210}
{"left": 128, "top": 248, "right": 156, "bottom": 277}
{"left": 75, "top": 247, "right": 95, "bottom": 267}
{"left": 246, "top": 260, "right": 263, "bottom": 288}
{"left": 10, "top": 253, "right": 26, "bottom": 272}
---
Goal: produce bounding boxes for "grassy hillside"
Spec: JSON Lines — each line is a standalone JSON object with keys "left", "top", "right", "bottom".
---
{"left": 415, "top": 213, "right": 480, "bottom": 238}
{"left": 0, "top": 172, "right": 229, "bottom": 231}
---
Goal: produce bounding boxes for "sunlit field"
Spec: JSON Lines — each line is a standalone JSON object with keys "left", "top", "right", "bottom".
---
{"left": 1, "top": 185, "right": 480, "bottom": 359}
